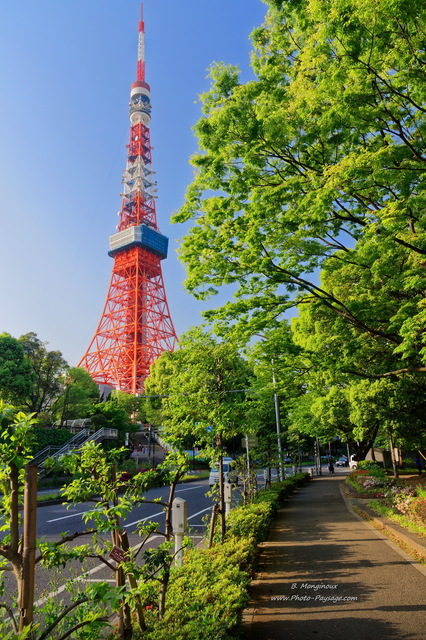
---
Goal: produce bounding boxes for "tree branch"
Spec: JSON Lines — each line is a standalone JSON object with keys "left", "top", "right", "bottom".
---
{"left": 344, "top": 367, "right": 426, "bottom": 379}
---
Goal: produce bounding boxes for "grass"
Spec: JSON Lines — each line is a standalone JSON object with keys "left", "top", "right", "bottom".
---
{"left": 37, "top": 492, "right": 64, "bottom": 503}
{"left": 367, "top": 499, "right": 426, "bottom": 540}
{"left": 181, "top": 470, "right": 209, "bottom": 482}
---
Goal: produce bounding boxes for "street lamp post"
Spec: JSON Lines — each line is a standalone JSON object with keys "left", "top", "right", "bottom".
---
{"left": 254, "top": 333, "right": 285, "bottom": 483}
{"left": 271, "top": 360, "right": 285, "bottom": 482}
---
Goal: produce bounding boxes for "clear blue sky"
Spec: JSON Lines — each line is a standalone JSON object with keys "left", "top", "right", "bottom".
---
{"left": 0, "top": 0, "right": 267, "bottom": 366}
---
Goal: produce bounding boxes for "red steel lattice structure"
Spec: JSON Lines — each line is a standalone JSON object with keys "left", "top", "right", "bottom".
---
{"left": 79, "top": 7, "right": 177, "bottom": 395}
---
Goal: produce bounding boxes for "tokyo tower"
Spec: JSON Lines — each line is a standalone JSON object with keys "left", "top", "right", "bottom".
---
{"left": 79, "top": 6, "right": 177, "bottom": 395}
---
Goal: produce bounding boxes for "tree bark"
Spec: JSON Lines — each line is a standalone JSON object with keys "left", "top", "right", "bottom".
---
{"left": 19, "top": 464, "right": 38, "bottom": 637}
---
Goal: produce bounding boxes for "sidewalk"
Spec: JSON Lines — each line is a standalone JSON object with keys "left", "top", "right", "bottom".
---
{"left": 242, "top": 474, "right": 426, "bottom": 640}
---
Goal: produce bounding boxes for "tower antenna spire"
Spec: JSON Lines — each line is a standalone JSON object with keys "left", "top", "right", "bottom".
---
{"left": 137, "top": 3, "right": 145, "bottom": 82}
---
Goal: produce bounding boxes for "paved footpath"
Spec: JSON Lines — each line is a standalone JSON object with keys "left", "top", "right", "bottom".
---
{"left": 242, "top": 474, "right": 426, "bottom": 640}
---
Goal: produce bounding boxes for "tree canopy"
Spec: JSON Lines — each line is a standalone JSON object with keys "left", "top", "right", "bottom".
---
{"left": 174, "top": 0, "right": 426, "bottom": 375}
{"left": 145, "top": 328, "right": 251, "bottom": 454}
{"left": 0, "top": 333, "right": 34, "bottom": 405}
{"left": 51, "top": 367, "right": 100, "bottom": 423}
{"left": 19, "top": 332, "right": 68, "bottom": 414}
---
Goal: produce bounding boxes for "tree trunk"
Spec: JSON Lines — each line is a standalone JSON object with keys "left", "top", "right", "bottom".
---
{"left": 110, "top": 466, "right": 132, "bottom": 639}
{"left": 217, "top": 441, "right": 226, "bottom": 543}
{"left": 19, "top": 464, "right": 38, "bottom": 637}
{"left": 120, "top": 530, "right": 146, "bottom": 631}
{"left": 159, "top": 466, "right": 184, "bottom": 618}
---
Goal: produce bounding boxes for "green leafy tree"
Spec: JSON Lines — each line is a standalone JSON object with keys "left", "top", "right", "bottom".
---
{"left": 18, "top": 333, "right": 68, "bottom": 415}
{"left": 173, "top": 0, "right": 426, "bottom": 374}
{"left": 291, "top": 287, "right": 426, "bottom": 460}
{"left": 56, "top": 443, "right": 192, "bottom": 635}
{"left": 110, "top": 389, "right": 148, "bottom": 425}
{"left": 145, "top": 328, "right": 251, "bottom": 539}
{"left": 0, "top": 402, "right": 36, "bottom": 619}
{"left": 0, "top": 402, "right": 113, "bottom": 639}
{"left": 0, "top": 400, "right": 191, "bottom": 640}
{"left": 51, "top": 367, "right": 100, "bottom": 424}
{"left": 88, "top": 399, "right": 137, "bottom": 445}
{"left": 0, "top": 334, "right": 34, "bottom": 406}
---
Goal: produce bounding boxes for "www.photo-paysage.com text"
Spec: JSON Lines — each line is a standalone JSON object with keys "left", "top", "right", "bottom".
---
{"left": 271, "top": 583, "right": 358, "bottom": 603}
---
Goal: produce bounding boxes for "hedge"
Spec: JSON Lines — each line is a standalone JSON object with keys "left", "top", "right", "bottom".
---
{"left": 139, "top": 472, "right": 310, "bottom": 640}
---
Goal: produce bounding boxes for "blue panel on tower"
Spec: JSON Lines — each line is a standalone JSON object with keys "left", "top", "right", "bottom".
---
{"left": 109, "top": 224, "right": 168, "bottom": 259}
{"left": 141, "top": 225, "right": 168, "bottom": 259}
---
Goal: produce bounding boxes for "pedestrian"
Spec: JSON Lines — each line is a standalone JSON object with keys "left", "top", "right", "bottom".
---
{"left": 328, "top": 456, "right": 334, "bottom": 474}
{"left": 415, "top": 455, "right": 423, "bottom": 476}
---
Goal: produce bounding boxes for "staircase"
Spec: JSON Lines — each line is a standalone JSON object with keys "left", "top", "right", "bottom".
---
{"left": 32, "top": 427, "right": 118, "bottom": 472}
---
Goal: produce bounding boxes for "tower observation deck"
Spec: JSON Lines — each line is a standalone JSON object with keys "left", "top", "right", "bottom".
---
{"left": 79, "top": 5, "right": 177, "bottom": 395}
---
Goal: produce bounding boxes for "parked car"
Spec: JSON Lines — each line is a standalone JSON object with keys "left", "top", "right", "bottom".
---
{"left": 209, "top": 457, "right": 238, "bottom": 486}
{"left": 335, "top": 456, "right": 348, "bottom": 467}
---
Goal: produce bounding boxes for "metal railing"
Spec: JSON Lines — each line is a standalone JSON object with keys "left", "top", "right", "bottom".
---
{"left": 83, "top": 428, "right": 118, "bottom": 444}
{"left": 33, "top": 428, "right": 119, "bottom": 473}
{"left": 50, "top": 429, "right": 92, "bottom": 458}
{"left": 31, "top": 445, "right": 62, "bottom": 465}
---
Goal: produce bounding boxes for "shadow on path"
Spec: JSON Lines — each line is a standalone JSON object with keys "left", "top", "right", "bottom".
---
{"left": 243, "top": 476, "right": 426, "bottom": 640}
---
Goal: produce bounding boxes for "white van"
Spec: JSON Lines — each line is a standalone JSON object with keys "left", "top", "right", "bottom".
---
{"left": 349, "top": 454, "right": 358, "bottom": 470}
{"left": 209, "top": 457, "right": 238, "bottom": 486}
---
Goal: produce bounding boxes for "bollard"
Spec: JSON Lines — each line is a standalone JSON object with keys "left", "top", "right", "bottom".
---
{"left": 172, "top": 497, "right": 187, "bottom": 566}
{"left": 224, "top": 482, "right": 232, "bottom": 517}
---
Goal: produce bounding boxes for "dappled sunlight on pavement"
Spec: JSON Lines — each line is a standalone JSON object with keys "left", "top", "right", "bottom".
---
{"left": 243, "top": 476, "right": 426, "bottom": 640}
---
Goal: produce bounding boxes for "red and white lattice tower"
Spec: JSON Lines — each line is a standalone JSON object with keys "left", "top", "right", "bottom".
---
{"left": 79, "top": 6, "right": 177, "bottom": 395}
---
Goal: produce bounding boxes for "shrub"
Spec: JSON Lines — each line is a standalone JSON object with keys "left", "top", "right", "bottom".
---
{"left": 417, "top": 486, "right": 426, "bottom": 499}
{"left": 143, "top": 538, "right": 252, "bottom": 640}
{"left": 137, "top": 473, "right": 310, "bottom": 640}
{"left": 358, "top": 460, "right": 382, "bottom": 471}
{"left": 31, "top": 426, "right": 72, "bottom": 455}
{"left": 225, "top": 501, "right": 273, "bottom": 545}
{"left": 119, "top": 458, "right": 137, "bottom": 475}
{"left": 346, "top": 468, "right": 387, "bottom": 493}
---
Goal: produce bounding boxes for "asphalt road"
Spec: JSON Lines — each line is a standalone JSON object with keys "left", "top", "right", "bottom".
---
{"left": 37, "top": 478, "right": 215, "bottom": 539}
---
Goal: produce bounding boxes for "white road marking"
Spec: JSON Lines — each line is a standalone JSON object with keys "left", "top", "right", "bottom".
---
{"left": 187, "top": 506, "right": 212, "bottom": 521}
{"left": 46, "top": 485, "right": 206, "bottom": 527}
{"left": 175, "top": 485, "right": 204, "bottom": 492}
{"left": 124, "top": 509, "right": 165, "bottom": 528}
{"left": 47, "top": 510, "right": 90, "bottom": 523}
{"left": 84, "top": 579, "right": 116, "bottom": 583}
{"left": 46, "top": 486, "right": 204, "bottom": 523}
